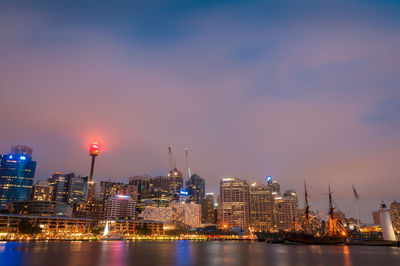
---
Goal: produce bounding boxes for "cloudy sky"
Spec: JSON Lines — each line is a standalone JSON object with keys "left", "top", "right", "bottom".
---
{"left": 1, "top": 0, "right": 399, "bottom": 222}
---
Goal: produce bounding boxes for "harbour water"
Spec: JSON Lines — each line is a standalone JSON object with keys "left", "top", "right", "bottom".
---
{"left": 1, "top": 241, "right": 399, "bottom": 266}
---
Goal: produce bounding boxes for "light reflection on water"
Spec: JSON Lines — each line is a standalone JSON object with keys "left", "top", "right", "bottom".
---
{"left": 0, "top": 241, "right": 399, "bottom": 266}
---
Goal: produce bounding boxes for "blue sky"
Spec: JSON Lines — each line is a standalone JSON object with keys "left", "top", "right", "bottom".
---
{"left": 1, "top": 0, "right": 400, "bottom": 222}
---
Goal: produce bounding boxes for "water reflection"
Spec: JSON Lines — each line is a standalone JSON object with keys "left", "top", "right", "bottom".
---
{"left": 0, "top": 241, "right": 399, "bottom": 266}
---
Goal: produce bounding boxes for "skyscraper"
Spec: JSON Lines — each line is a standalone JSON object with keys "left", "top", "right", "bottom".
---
{"left": 104, "top": 194, "right": 136, "bottom": 219}
{"left": 186, "top": 174, "right": 205, "bottom": 204}
{"left": 273, "top": 190, "right": 298, "bottom": 231}
{"left": 48, "top": 172, "right": 88, "bottom": 205}
{"left": 152, "top": 176, "right": 170, "bottom": 192}
{"left": 99, "top": 181, "right": 123, "bottom": 201}
{"left": 219, "top": 178, "right": 250, "bottom": 229}
{"left": 167, "top": 168, "right": 183, "bottom": 194}
{"left": 0, "top": 145, "right": 36, "bottom": 209}
{"left": 267, "top": 176, "right": 280, "bottom": 196}
{"left": 249, "top": 182, "right": 274, "bottom": 231}
{"left": 390, "top": 200, "right": 400, "bottom": 233}
{"left": 202, "top": 193, "right": 215, "bottom": 224}
{"left": 129, "top": 175, "right": 152, "bottom": 199}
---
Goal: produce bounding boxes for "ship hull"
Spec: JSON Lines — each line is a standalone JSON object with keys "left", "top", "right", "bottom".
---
{"left": 284, "top": 234, "right": 346, "bottom": 245}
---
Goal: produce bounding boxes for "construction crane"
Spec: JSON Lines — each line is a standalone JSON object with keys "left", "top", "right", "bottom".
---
{"left": 185, "top": 145, "right": 192, "bottom": 179}
{"left": 168, "top": 146, "right": 176, "bottom": 170}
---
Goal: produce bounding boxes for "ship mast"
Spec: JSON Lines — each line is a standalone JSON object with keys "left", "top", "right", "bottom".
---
{"left": 328, "top": 184, "right": 336, "bottom": 236}
{"left": 304, "top": 180, "right": 311, "bottom": 234}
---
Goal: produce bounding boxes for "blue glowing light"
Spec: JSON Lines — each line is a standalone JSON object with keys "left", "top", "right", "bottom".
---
{"left": 8, "top": 155, "right": 13, "bottom": 159}
{"left": 179, "top": 190, "right": 189, "bottom": 196}
{"left": 266, "top": 176, "right": 272, "bottom": 183}
{"left": 20, "top": 155, "right": 26, "bottom": 160}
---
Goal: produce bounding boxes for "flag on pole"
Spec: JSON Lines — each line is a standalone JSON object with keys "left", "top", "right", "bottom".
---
{"left": 352, "top": 185, "right": 360, "bottom": 200}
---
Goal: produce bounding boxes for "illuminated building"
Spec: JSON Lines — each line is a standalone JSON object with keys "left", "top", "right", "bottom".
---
{"left": 98, "top": 219, "right": 163, "bottom": 235}
{"left": 73, "top": 200, "right": 104, "bottom": 222}
{"left": 6, "top": 200, "right": 57, "bottom": 216}
{"left": 137, "top": 188, "right": 171, "bottom": 212}
{"left": 171, "top": 201, "right": 201, "bottom": 228}
{"left": 390, "top": 200, "right": 400, "bottom": 233}
{"left": 273, "top": 190, "right": 298, "bottom": 231}
{"left": 167, "top": 169, "right": 183, "bottom": 194}
{"left": 31, "top": 180, "right": 53, "bottom": 201}
{"left": 99, "top": 181, "right": 123, "bottom": 201}
{"left": 152, "top": 176, "right": 170, "bottom": 191}
{"left": 122, "top": 184, "right": 138, "bottom": 201}
{"left": 129, "top": 175, "right": 152, "bottom": 199}
{"left": 267, "top": 176, "right": 280, "bottom": 196}
{"left": 0, "top": 145, "right": 36, "bottom": 209}
{"left": 48, "top": 173, "right": 88, "bottom": 205}
{"left": 249, "top": 182, "right": 274, "bottom": 231}
{"left": 201, "top": 193, "right": 215, "bottom": 224}
{"left": 140, "top": 201, "right": 201, "bottom": 228}
{"left": 185, "top": 174, "right": 205, "bottom": 204}
{"left": 140, "top": 206, "right": 173, "bottom": 224}
{"left": 219, "top": 178, "right": 250, "bottom": 229}
{"left": 0, "top": 214, "right": 92, "bottom": 235}
{"left": 104, "top": 194, "right": 136, "bottom": 219}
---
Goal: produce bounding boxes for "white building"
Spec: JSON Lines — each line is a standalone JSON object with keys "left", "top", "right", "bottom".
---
{"left": 105, "top": 195, "right": 136, "bottom": 219}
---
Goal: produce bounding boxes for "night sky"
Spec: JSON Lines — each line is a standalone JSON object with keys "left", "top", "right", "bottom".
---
{"left": 1, "top": 0, "right": 400, "bottom": 222}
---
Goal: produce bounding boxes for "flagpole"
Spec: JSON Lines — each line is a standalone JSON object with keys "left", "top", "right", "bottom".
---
{"left": 354, "top": 199, "right": 360, "bottom": 230}
{"left": 352, "top": 185, "right": 361, "bottom": 230}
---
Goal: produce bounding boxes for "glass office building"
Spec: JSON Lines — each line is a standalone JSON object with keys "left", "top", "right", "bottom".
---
{"left": 0, "top": 145, "right": 36, "bottom": 209}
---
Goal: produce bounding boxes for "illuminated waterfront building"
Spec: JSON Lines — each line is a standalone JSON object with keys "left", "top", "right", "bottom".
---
{"left": 48, "top": 173, "right": 88, "bottom": 205}
{"left": 201, "top": 193, "right": 215, "bottom": 224}
{"left": 185, "top": 174, "right": 205, "bottom": 204}
{"left": 219, "top": 178, "right": 250, "bottom": 229}
{"left": 104, "top": 194, "right": 136, "bottom": 219}
{"left": 0, "top": 145, "right": 36, "bottom": 209}
{"left": 140, "top": 205, "right": 173, "bottom": 224}
{"left": 99, "top": 181, "right": 123, "bottom": 201}
{"left": 249, "top": 182, "right": 274, "bottom": 231}
{"left": 273, "top": 190, "right": 298, "bottom": 231}
{"left": 390, "top": 200, "right": 400, "bottom": 233}
{"left": 31, "top": 180, "right": 53, "bottom": 201}
{"left": 6, "top": 200, "right": 57, "bottom": 216}
{"left": 140, "top": 201, "right": 201, "bottom": 228}
{"left": 171, "top": 201, "right": 201, "bottom": 228}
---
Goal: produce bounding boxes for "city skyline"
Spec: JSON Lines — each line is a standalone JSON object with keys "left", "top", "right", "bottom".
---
{"left": 1, "top": 0, "right": 400, "bottom": 224}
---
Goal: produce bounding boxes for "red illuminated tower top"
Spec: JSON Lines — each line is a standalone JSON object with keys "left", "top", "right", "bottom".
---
{"left": 89, "top": 141, "right": 100, "bottom": 156}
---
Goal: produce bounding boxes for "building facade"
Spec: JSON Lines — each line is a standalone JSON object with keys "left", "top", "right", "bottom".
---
{"left": 99, "top": 181, "right": 123, "bottom": 201}
{"left": 249, "top": 182, "right": 274, "bottom": 231}
{"left": 186, "top": 174, "right": 205, "bottom": 204}
{"left": 104, "top": 195, "right": 136, "bottom": 219}
{"left": 48, "top": 173, "right": 88, "bottom": 205}
{"left": 273, "top": 190, "right": 298, "bottom": 231}
{"left": 31, "top": 180, "right": 53, "bottom": 201}
{"left": 202, "top": 193, "right": 215, "bottom": 224}
{"left": 390, "top": 200, "right": 400, "bottom": 233}
{"left": 0, "top": 145, "right": 36, "bottom": 209}
{"left": 219, "top": 178, "right": 250, "bottom": 229}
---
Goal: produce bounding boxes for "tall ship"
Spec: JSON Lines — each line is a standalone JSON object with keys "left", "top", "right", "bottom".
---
{"left": 284, "top": 182, "right": 347, "bottom": 245}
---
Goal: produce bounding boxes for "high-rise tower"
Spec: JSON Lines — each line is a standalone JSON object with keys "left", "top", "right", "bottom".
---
{"left": 0, "top": 145, "right": 36, "bottom": 209}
